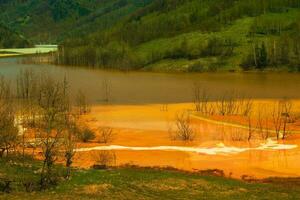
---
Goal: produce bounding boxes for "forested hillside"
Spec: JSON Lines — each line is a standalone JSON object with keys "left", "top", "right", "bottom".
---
{"left": 0, "top": 23, "right": 31, "bottom": 48}
{"left": 57, "top": 0, "right": 300, "bottom": 72}
{"left": 0, "top": 0, "right": 153, "bottom": 43}
{"left": 1, "top": 0, "right": 300, "bottom": 72}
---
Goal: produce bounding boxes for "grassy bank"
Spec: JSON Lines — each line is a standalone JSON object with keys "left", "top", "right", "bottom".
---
{"left": 0, "top": 158, "right": 299, "bottom": 200}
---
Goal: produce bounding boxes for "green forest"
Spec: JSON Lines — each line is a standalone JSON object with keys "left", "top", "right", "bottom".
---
{"left": 57, "top": 0, "right": 300, "bottom": 72}
{"left": 0, "top": 23, "right": 31, "bottom": 48}
{"left": 0, "top": 0, "right": 153, "bottom": 43}
{"left": 1, "top": 0, "right": 300, "bottom": 72}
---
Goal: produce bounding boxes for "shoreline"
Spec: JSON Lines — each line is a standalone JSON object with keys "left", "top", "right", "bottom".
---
{"left": 3, "top": 52, "right": 299, "bottom": 74}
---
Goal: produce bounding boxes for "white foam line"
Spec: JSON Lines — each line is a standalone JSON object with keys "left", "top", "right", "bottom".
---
{"left": 76, "top": 139, "right": 298, "bottom": 155}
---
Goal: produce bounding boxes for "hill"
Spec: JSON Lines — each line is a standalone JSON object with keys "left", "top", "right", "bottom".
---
{"left": 0, "top": 0, "right": 154, "bottom": 43}
{"left": 1, "top": 0, "right": 300, "bottom": 72}
{"left": 56, "top": 0, "right": 300, "bottom": 72}
{"left": 0, "top": 23, "right": 31, "bottom": 48}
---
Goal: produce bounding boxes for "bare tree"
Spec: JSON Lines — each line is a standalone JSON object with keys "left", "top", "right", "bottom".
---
{"left": 75, "top": 90, "right": 90, "bottom": 115}
{"left": 16, "top": 69, "right": 37, "bottom": 100}
{"left": 34, "top": 74, "right": 70, "bottom": 189}
{"left": 63, "top": 114, "right": 78, "bottom": 179}
{"left": 216, "top": 91, "right": 238, "bottom": 116}
{"left": 247, "top": 113, "right": 255, "bottom": 141}
{"left": 193, "top": 84, "right": 210, "bottom": 114}
{"left": 0, "top": 77, "right": 19, "bottom": 157}
{"left": 257, "top": 107, "right": 268, "bottom": 140}
{"left": 102, "top": 79, "right": 112, "bottom": 102}
{"left": 16, "top": 69, "right": 40, "bottom": 128}
{"left": 281, "top": 99, "right": 293, "bottom": 140}
{"left": 216, "top": 93, "right": 226, "bottom": 116}
{"left": 237, "top": 95, "right": 253, "bottom": 116}
{"left": 272, "top": 102, "right": 283, "bottom": 140}
{"left": 171, "top": 112, "right": 195, "bottom": 141}
{"left": 226, "top": 91, "right": 238, "bottom": 115}
{"left": 98, "top": 126, "right": 115, "bottom": 144}
{"left": 93, "top": 151, "right": 116, "bottom": 169}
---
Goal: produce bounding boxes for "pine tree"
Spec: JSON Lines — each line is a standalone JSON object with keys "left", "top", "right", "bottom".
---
{"left": 258, "top": 42, "right": 268, "bottom": 68}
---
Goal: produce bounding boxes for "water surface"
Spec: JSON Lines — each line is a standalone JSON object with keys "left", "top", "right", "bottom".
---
{"left": 0, "top": 57, "right": 300, "bottom": 104}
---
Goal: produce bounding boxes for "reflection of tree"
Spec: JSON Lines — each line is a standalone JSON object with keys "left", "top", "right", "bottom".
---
{"left": 102, "top": 79, "right": 112, "bottom": 102}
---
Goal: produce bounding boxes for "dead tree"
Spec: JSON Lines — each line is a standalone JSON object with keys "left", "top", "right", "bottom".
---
{"left": 98, "top": 126, "right": 115, "bottom": 144}
{"left": 16, "top": 69, "right": 37, "bottom": 100}
{"left": 93, "top": 151, "right": 116, "bottom": 169}
{"left": 238, "top": 96, "right": 253, "bottom": 116}
{"left": 0, "top": 77, "right": 18, "bottom": 157}
{"left": 247, "top": 114, "right": 255, "bottom": 141}
{"left": 217, "top": 94, "right": 227, "bottom": 116}
{"left": 257, "top": 107, "right": 268, "bottom": 140}
{"left": 35, "top": 74, "right": 70, "bottom": 189}
{"left": 102, "top": 79, "right": 112, "bottom": 102}
{"left": 281, "top": 99, "right": 292, "bottom": 140}
{"left": 63, "top": 114, "right": 78, "bottom": 179}
{"left": 193, "top": 84, "right": 210, "bottom": 114}
{"left": 75, "top": 90, "right": 90, "bottom": 115}
{"left": 272, "top": 102, "right": 283, "bottom": 140}
{"left": 173, "top": 112, "right": 195, "bottom": 141}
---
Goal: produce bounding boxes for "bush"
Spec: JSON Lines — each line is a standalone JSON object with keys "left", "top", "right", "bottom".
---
{"left": 92, "top": 151, "right": 116, "bottom": 169}
{"left": 77, "top": 127, "right": 96, "bottom": 143}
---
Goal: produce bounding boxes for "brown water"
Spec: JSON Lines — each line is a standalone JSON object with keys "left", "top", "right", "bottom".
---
{"left": 1, "top": 57, "right": 300, "bottom": 104}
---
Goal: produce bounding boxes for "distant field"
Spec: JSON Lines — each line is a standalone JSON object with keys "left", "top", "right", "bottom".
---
{"left": 0, "top": 45, "right": 57, "bottom": 57}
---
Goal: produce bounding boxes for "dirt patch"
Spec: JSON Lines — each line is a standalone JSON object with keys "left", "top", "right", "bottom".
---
{"left": 134, "top": 178, "right": 210, "bottom": 191}
{"left": 77, "top": 183, "right": 112, "bottom": 195}
{"left": 219, "top": 187, "right": 248, "bottom": 196}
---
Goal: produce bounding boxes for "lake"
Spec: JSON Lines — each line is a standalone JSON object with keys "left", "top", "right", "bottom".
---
{"left": 1, "top": 56, "right": 300, "bottom": 178}
{"left": 0, "top": 57, "right": 300, "bottom": 104}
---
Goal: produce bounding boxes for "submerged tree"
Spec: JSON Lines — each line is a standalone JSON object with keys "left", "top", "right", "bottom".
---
{"left": 0, "top": 77, "right": 18, "bottom": 157}
{"left": 75, "top": 89, "right": 90, "bottom": 115}
{"left": 170, "top": 111, "right": 195, "bottom": 141}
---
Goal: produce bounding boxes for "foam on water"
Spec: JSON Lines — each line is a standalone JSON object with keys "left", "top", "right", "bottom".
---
{"left": 76, "top": 139, "right": 298, "bottom": 155}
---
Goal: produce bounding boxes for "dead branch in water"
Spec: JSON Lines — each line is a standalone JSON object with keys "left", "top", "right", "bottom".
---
{"left": 75, "top": 89, "right": 90, "bottom": 115}
{"left": 247, "top": 113, "right": 255, "bottom": 141}
{"left": 98, "top": 126, "right": 115, "bottom": 144}
{"left": 102, "top": 79, "right": 112, "bottom": 102}
{"left": 272, "top": 101, "right": 283, "bottom": 140}
{"left": 281, "top": 99, "right": 293, "bottom": 140}
{"left": 193, "top": 84, "right": 210, "bottom": 115}
{"left": 173, "top": 111, "right": 195, "bottom": 141}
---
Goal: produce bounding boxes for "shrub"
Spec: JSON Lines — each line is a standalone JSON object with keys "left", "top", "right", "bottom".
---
{"left": 77, "top": 127, "right": 96, "bottom": 143}
{"left": 93, "top": 151, "right": 116, "bottom": 169}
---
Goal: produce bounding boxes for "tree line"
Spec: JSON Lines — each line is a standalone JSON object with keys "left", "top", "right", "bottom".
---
{"left": 55, "top": 0, "right": 300, "bottom": 71}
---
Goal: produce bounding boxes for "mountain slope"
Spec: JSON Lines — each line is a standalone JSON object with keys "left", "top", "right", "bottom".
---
{"left": 0, "top": 0, "right": 154, "bottom": 43}
{"left": 0, "top": 23, "right": 31, "bottom": 48}
{"left": 58, "top": 0, "right": 300, "bottom": 72}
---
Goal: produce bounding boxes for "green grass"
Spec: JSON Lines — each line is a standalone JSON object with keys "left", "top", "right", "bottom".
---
{"left": 135, "top": 17, "right": 253, "bottom": 72}
{"left": 133, "top": 9, "right": 300, "bottom": 72}
{"left": 0, "top": 47, "right": 57, "bottom": 55}
{"left": 0, "top": 158, "right": 300, "bottom": 199}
